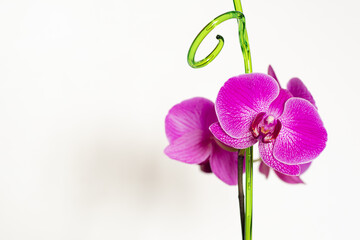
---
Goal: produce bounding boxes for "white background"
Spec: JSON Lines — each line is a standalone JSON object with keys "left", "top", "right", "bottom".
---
{"left": 0, "top": 0, "right": 358, "bottom": 239}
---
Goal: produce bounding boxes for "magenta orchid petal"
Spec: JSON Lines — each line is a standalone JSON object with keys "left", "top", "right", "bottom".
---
{"left": 300, "top": 162, "right": 311, "bottom": 174}
{"left": 274, "top": 171, "right": 304, "bottom": 184}
{"left": 216, "top": 73, "right": 280, "bottom": 138}
{"left": 268, "top": 65, "right": 280, "bottom": 84}
{"left": 209, "top": 144, "right": 238, "bottom": 185}
{"left": 209, "top": 122, "right": 257, "bottom": 149}
{"left": 267, "top": 89, "right": 293, "bottom": 118}
{"left": 164, "top": 130, "right": 212, "bottom": 164}
{"left": 259, "top": 161, "right": 270, "bottom": 178}
{"left": 259, "top": 142, "right": 301, "bottom": 176}
{"left": 165, "top": 97, "right": 217, "bottom": 143}
{"left": 274, "top": 98, "right": 327, "bottom": 165}
{"left": 287, "top": 78, "right": 317, "bottom": 108}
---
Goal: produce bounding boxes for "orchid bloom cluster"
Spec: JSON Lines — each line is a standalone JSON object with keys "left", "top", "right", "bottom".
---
{"left": 165, "top": 65, "right": 327, "bottom": 185}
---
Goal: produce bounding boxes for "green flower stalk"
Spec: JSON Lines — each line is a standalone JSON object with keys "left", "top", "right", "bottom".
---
{"left": 187, "top": 0, "right": 253, "bottom": 239}
{"left": 232, "top": 1, "right": 253, "bottom": 238}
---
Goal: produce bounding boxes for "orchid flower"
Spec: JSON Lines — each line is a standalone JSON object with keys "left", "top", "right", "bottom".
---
{"left": 210, "top": 73, "right": 327, "bottom": 176}
{"left": 164, "top": 97, "right": 243, "bottom": 185}
{"left": 258, "top": 65, "right": 318, "bottom": 183}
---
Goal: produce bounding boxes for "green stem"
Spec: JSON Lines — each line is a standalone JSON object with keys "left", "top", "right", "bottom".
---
{"left": 233, "top": 0, "right": 252, "bottom": 73}
{"left": 232, "top": 0, "right": 243, "bottom": 12}
{"left": 237, "top": 151, "right": 245, "bottom": 240}
{"left": 187, "top": 1, "right": 253, "bottom": 239}
{"left": 245, "top": 146, "right": 253, "bottom": 240}
{"left": 233, "top": 1, "right": 253, "bottom": 240}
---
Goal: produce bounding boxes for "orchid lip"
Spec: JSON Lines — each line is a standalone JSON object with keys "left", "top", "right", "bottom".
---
{"left": 251, "top": 112, "right": 281, "bottom": 143}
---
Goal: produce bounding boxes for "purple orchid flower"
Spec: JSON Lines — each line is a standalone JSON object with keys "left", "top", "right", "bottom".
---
{"left": 209, "top": 72, "right": 327, "bottom": 177}
{"left": 164, "top": 97, "right": 242, "bottom": 185}
{"left": 258, "top": 65, "right": 317, "bottom": 183}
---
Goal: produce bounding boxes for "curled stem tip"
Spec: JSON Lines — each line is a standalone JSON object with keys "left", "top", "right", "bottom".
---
{"left": 187, "top": 11, "right": 246, "bottom": 68}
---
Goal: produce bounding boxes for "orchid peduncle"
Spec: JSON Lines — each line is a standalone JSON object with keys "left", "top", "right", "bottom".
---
{"left": 187, "top": 1, "right": 253, "bottom": 239}
{"left": 233, "top": 0, "right": 252, "bottom": 73}
{"left": 232, "top": 1, "right": 253, "bottom": 240}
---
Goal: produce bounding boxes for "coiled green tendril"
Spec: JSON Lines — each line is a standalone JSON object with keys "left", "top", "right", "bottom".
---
{"left": 187, "top": 11, "right": 252, "bottom": 73}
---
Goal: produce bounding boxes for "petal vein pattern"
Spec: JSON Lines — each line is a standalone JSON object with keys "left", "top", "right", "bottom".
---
{"left": 215, "top": 73, "right": 280, "bottom": 138}
{"left": 287, "top": 78, "right": 317, "bottom": 108}
{"left": 274, "top": 98, "right": 327, "bottom": 164}
{"left": 209, "top": 122, "right": 257, "bottom": 149}
{"left": 165, "top": 97, "right": 217, "bottom": 143}
{"left": 164, "top": 130, "right": 212, "bottom": 164}
{"left": 210, "top": 144, "right": 238, "bottom": 185}
{"left": 259, "top": 142, "right": 301, "bottom": 176}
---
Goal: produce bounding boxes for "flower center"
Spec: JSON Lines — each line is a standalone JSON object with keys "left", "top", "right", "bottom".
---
{"left": 250, "top": 112, "right": 281, "bottom": 143}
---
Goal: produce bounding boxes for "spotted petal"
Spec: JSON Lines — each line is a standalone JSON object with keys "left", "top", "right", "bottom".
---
{"left": 259, "top": 142, "right": 301, "bottom": 176}
{"left": 216, "top": 73, "right": 280, "bottom": 138}
{"left": 210, "top": 144, "right": 238, "bottom": 185}
{"left": 209, "top": 122, "right": 257, "bottom": 149}
{"left": 274, "top": 98, "right": 327, "bottom": 165}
